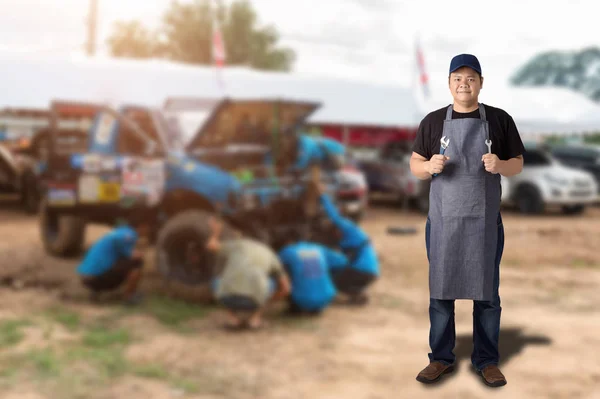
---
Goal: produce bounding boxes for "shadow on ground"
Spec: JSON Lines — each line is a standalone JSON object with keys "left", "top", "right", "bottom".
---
{"left": 422, "top": 327, "right": 552, "bottom": 388}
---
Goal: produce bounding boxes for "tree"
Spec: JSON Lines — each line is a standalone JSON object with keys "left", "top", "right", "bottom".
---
{"left": 106, "top": 21, "right": 158, "bottom": 59}
{"left": 106, "top": 0, "right": 296, "bottom": 71}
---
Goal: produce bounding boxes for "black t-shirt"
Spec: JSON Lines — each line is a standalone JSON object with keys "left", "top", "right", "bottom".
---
{"left": 412, "top": 104, "right": 525, "bottom": 161}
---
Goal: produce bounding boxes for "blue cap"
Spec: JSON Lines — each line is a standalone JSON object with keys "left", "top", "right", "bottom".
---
{"left": 449, "top": 54, "right": 482, "bottom": 75}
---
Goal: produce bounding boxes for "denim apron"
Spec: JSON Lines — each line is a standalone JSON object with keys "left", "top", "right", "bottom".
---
{"left": 428, "top": 104, "right": 501, "bottom": 301}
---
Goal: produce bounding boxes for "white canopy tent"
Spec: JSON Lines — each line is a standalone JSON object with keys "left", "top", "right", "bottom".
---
{"left": 1, "top": 52, "right": 600, "bottom": 140}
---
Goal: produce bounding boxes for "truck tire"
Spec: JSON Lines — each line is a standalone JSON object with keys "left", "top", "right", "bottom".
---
{"left": 561, "top": 204, "right": 585, "bottom": 215}
{"left": 156, "top": 210, "right": 235, "bottom": 286}
{"left": 39, "top": 199, "right": 86, "bottom": 257}
{"left": 515, "top": 185, "right": 545, "bottom": 214}
{"left": 21, "top": 171, "right": 40, "bottom": 214}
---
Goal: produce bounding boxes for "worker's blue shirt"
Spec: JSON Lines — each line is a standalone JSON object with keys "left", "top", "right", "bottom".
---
{"left": 294, "top": 135, "right": 345, "bottom": 170}
{"left": 320, "top": 194, "right": 380, "bottom": 276}
{"left": 76, "top": 226, "right": 138, "bottom": 277}
{"left": 278, "top": 242, "right": 347, "bottom": 311}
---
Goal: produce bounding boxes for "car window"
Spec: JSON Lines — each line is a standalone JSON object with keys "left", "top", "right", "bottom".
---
{"left": 523, "top": 150, "right": 551, "bottom": 166}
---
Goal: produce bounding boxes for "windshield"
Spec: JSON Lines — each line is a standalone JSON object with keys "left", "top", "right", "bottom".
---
{"left": 523, "top": 149, "right": 553, "bottom": 166}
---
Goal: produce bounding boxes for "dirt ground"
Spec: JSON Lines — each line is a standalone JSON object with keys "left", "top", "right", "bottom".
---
{"left": 1, "top": 195, "right": 599, "bottom": 399}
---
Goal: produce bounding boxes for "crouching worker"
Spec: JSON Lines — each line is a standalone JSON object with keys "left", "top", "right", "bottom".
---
{"left": 207, "top": 217, "right": 291, "bottom": 331}
{"left": 319, "top": 191, "right": 380, "bottom": 305}
{"left": 76, "top": 219, "right": 150, "bottom": 305}
{"left": 276, "top": 228, "right": 348, "bottom": 315}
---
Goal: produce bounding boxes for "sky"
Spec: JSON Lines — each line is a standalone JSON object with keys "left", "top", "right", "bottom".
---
{"left": 0, "top": 0, "right": 598, "bottom": 96}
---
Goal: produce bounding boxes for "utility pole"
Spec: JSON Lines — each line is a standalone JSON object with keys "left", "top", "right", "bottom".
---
{"left": 86, "top": 0, "right": 98, "bottom": 56}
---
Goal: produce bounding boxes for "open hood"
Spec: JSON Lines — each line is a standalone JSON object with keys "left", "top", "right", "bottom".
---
{"left": 185, "top": 98, "right": 321, "bottom": 152}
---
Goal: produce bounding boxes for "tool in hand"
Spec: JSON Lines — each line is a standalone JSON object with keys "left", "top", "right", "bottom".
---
{"left": 485, "top": 139, "right": 492, "bottom": 154}
{"left": 433, "top": 136, "right": 450, "bottom": 177}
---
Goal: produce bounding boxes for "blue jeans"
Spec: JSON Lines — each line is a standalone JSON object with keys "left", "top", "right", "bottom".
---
{"left": 425, "top": 213, "right": 505, "bottom": 371}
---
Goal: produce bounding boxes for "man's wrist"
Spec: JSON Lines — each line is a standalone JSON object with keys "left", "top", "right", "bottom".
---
{"left": 423, "top": 161, "right": 433, "bottom": 176}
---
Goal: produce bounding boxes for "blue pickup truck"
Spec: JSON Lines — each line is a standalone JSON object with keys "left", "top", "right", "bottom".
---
{"left": 39, "top": 98, "right": 345, "bottom": 285}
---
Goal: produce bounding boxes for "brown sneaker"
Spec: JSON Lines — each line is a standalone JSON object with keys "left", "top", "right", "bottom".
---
{"left": 478, "top": 365, "right": 507, "bottom": 387}
{"left": 416, "top": 361, "right": 455, "bottom": 384}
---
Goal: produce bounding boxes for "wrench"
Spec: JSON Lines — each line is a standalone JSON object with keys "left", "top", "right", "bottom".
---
{"left": 433, "top": 136, "right": 450, "bottom": 177}
{"left": 485, "top": 139, "right": 492, "bottom": 154}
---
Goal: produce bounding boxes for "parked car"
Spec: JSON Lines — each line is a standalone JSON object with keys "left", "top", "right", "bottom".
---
{"left": 549, "top": 144, "right": 600, "bottom": 194}
{"left": 357, "top": 142, "right": 430, "bottom": 213}
{"left": 501, "top": 146, "right": 598, "bottom": 214}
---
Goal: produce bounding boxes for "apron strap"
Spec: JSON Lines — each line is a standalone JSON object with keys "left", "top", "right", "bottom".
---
{"left": 445, "top": 105, "right": 453, "bottom": 121}
{"left": 445, "top": 104, "right": 490, "bottom": 140}
{"left": 478, "top": 103, "right": 490, "bottom": 141}
{"left": 478, "top": 103, "right": 487, "bottom": 121}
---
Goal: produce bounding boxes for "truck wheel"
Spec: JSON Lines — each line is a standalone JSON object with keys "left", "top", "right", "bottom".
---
{"left": 21, "top": 172, "right": 40, "bottom": 214}
{"left": 156, "top": 210, "right": 235, "bottom": 286}
{"left": 561, "top": 204, "right": 585, "bottom": 215}
{"left": 40, "top": 199, "right": 86, "bottom": 257}
{"left": 516, "top": 185, "right": 544, "bottom": 214}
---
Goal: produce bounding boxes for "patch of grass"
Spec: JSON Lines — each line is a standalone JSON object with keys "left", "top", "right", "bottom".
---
{"left": 25, "top": 348, "right": 61, "bottom": 377}
{"left": 131, "top": 363, "right": 169, "bottom": 379}
{"left": 66, "top": 346, "right": 129, "bottom": 379}
{"left": 140, "top": 296, "right": 212, "bottom": 328}
{"left": 43, "top": 307, "right": 81, "bottom": 331}
{"left": 0, "top": 319, "right": 31, "bottom": 348}
{"left": 81, "top": 328, "right": 131, "bottom": 348}
{"left": 570, "top": 258, "right": 596, "bottom": 269}
{"left": 170, "top": 377, "right": 200, "bottom": 394}
{"left": 378, "top": 294, "right": 405, "bottom": 309}
{"left": 503, "top": 257, "right": 521, "bottom": 266}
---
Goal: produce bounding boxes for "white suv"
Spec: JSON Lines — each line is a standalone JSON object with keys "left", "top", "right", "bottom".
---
{"left": 501, "top": 147, "right": 598, "bottom": 214}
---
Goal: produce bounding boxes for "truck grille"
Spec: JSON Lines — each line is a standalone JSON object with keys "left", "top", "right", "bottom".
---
{"left": 569, "top": 190, "right": 592, "bottom": 197}
{"left": 573, "top": 179, "right": 590, "bottom": 188}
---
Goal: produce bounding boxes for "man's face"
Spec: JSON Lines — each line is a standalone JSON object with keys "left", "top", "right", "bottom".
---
{"left": 448, "top": 67, "right": 483, "bottom": 105}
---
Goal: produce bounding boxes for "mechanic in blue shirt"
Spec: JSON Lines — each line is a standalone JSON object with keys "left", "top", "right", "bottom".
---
{"left": 275, "top": 227, "right": 349, "bottom": 315}
{"left": 318, "top": 190, "right": 380, "bottom": 305}
{"left": 76, "top": 215, "right": 150, "bottom": 305}
{"left": 293, "top": 134, "right": 345, "bottom": 170}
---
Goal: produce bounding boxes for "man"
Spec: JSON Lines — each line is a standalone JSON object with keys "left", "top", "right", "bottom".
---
{"left": 207, "top": 217, "right": 291, "bottom": 330}
{"left": 76, "top": 218, "right": 149, "bottom": 305}
{"left": 276, "top": 228, "right": 349, "bottom": 315}
{"left": 318, "top": 191, "right": 379, "bottom": 305}
{"left": 292, "top": 134, "right": 345, "bottom": 171}
{"left": 410, "top": 54, "right": 525, "bottom": 387}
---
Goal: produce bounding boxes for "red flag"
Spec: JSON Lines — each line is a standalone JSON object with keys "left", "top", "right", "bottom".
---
{"left": 212, "top": 20, "right": 226, "bottom": 67}
{"left": 415, "top": 37, "right": 430, "bottom": 98}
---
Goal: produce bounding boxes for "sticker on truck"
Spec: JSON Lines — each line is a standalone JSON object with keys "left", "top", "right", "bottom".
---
{"left": 48, "top": 186, "right": 76, "bottom": 206}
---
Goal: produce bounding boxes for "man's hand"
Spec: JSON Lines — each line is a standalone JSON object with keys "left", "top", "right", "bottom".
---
{"left": 482, "top": 153, "right": 501, "bottom": 174}
{"left": 131, "top": 249, "right": 144, "bottom": 260}
{"left": 425, "top": 154, "right": 450, "bottom": 175}
{"left": 208, "top": 216, "right": 223, "bottom": 236}
{"left": 271, "top": 275, "right": 291, "bottom": 301}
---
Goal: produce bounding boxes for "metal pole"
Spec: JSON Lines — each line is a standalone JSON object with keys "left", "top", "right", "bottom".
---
{"left": 86, "top": 0, "right": 98, "bottom": 56}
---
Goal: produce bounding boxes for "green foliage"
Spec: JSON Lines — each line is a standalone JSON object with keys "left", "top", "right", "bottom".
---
{"left": 107, "top": 0, "right": 295, "bottom": 71}
{"left": 0, "top": 319, "right": 31, "bottom": 348}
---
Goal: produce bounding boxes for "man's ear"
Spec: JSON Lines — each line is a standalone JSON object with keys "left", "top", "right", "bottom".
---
{"left": 480, "top": 76, "right": 484, "bottom": 88}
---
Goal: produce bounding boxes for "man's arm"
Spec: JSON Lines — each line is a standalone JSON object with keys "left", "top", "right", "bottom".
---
{"left": 205, "top": 217, "right": 224, "bottom": 252}
{"left": 319, "top": 193, "right": 346, "bottom": 228}
{"left": 498, "top": 155, "right": 524, "bottom": 177}
{"left": 322, "top": 247, "right": 349, "bottom": 271}
{"left": 271, "top": 273, "right": 291, "bottom": 300}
